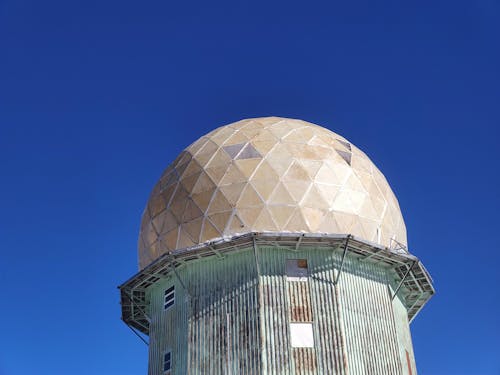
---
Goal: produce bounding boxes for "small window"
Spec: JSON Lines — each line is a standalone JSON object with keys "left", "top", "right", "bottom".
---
{"left": 164, "top": 285, "right": 175, "bottom": 310}
{"left": 290, "top": 323, "right": 314, "bottom": 347}
{"left": 286, "top": 259, "right": 308, "bottom": 281}
{"left": 163, "top": 350, "right": 172, "bottom": 374}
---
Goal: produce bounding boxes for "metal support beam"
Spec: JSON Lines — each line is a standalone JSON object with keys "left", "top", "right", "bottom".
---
{"left": 208, "top": 243, "right": 225, "bottom": 259}
{"left": 409, "top": 294, "right": 432, "bottom": 323}
{"left": 123, "top": 290, "right": 151, "bottom": 323}
{"left": 295, "top": 234, "right": 304, "bottom": 251}
{"left": 124, "top": 320, "right": 149, "bottom": 346}
{"left": 390, "top": 238, "right": 408, "bottom": 254}
{"left": 359, "top": 248, "right": 383, "bottom": 262}
{"left": 252, "top": 234, "right": 261, "bottom": 276}
{"left": 392, "top": 261, "right": 417, "bottom": 300}
{"left": 408, "top": 291, "right": 424, "bottom": 312}
{"left": 167, "top": 258, "right": 190, "bottom": 298}
{"left": 348, "top": 242, "right": 409, "bottom": 267}
{"left": 145, "top": 272, "right": 167, "bottom": 280}
{"left": 335, "top": 235, "right": 351, "bottom": 284}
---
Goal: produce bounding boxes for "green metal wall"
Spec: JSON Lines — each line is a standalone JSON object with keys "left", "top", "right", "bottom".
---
{"left": 146, "top": 246, "right": 415, "bottom": 375}
{"left": 147, "top": 250, "right": 260, "bottom": 375}
{"left": 338, "top": 255, "right": 403, "bottom": 374}
{"left": 392, "top": 295, "right": 417, "bottom": 375}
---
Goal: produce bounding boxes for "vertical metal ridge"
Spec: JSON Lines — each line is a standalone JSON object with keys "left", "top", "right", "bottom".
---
{"left": 338, "top": 255, "right": 406, "bottom": 374}
{"left": 147, "top": 250, "right": 261, "bottom": 374}
{"left": 287, "top": 280, "right": 313, "bottom": 323}
{"left": 309, "top": 250, "right": 347, "bottom": 374}
{"left": 146, "top": 245, "right": 418, "bottom": 375}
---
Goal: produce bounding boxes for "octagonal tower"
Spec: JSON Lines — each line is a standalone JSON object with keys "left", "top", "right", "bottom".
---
{"left": 120, "top": 117, "right": 434, "bottom": 375}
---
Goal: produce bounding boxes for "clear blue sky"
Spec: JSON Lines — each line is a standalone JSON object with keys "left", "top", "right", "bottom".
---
{"left": 0, "top": 0, "right": 498, "bottom": 374}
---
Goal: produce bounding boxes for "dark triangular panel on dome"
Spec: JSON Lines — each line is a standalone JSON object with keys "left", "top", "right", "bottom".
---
{"left": 173, "top": 150, "right": 191, "bottom": 168}
{"left": 182, "top": 217, "right": 204, "bottom": 244}
{"left": 223, "top": 143, "right": 245, "bottom": 159}
{"left": 177, "top": 228, "right": 196, "bottom": 249}
{"left": 174, "top": 161, "right": 191, "bottom": 179}
{"left": 336, "top": 149, "right": 352, "bottom": 166}
{"left": 162, "top": 171, "right": 179, "bottom": 190}
{"left": 182, "top": 198, "right": 203, "bottom": 222}
{"left": 236, "top": 143, "right": 261, "bottom": 159}
{"left": 336, "top": 139, "right": 352, "bottom": 151}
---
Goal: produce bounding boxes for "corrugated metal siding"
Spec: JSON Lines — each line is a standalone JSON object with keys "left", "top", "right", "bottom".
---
{"left": 148, "top": 273, "right": 189, "bottom": 375}
{"left": 338, "top": 256, "right": 403, "bottom": 374}
{"left": 287, "top": 281, "right": 313, "bottom": 322}
{"left": 147, "top": 245, "right": 415, "bottom": 375}
{"left": 258, "top": 246, "right": 407, "bottom": 375}
{"left": 308, "top": 251, "right": 348, "bottom": 374}
{"left": 293, "top": 348, "right": 317, "bottom": 375}
{"left": 148, "top": 250, "right": 260, "bottom": 374}
{"left": 259, "top": 247, "right": 343, "bottom": 375}
{"left": 392, "top": 294, "right": 417, "bottom": 375}
{"left": 260, "top": 272, "right": 292, "bottom": 374}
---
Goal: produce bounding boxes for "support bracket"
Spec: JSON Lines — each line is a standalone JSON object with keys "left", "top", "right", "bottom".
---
{"left": 392, "top": 261, "right": 417, "bottom": 300}
{"left": 124, "top": 320, "right": 149, "bottom": 346}
{"left": 252, "top": 234, "right": 261, "bottom": 276}
{"left": 335, "top": 235, "right": 351, "bottom": 284}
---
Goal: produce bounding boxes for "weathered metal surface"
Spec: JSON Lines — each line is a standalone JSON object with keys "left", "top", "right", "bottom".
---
{"left": 259, "top": 247, "right": 344, "bottom": 374}
{"left": 392, "top": 293, "right": 417, "bottom": 375}
{"left": 120, "top": 232, "right": 434, "bottom": 335}
{"left": 406, "top": 351, "right": 413, "bottom": 375}
{"left": 338, "top": 255, "right": 404, "bottom": 374}
{"left": 147, "top": 250, "right": 260, "bottom": 375}
{"left": 293, "top": 348, "right": 317, "bottom": 374}
{"left": 309, "top": 251, "right": 348, "bottom": 374}
{"left": 287, "top": 281, "right": 313, "bottom": 322}
{"left": 125, "top": 238, "right": 426, "bottom": 374}
{"left": 260, "top": 273, "right": 292, "bottom": 374}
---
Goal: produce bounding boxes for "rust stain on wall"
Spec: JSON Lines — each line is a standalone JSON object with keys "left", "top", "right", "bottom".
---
{"left": 288, "top": 281, "right": 313, "bottom": 322}
{"left": 293, "top": 348, "right": 318, "bottom": 374}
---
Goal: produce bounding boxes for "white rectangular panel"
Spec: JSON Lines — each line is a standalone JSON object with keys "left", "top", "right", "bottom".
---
{"left": 290, "top": 323, "right": 314, "bottom": 348}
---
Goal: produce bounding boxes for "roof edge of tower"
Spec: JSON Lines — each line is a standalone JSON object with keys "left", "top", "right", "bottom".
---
{"left": 119, "top": 232, "right": 434, "bottom": 336}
